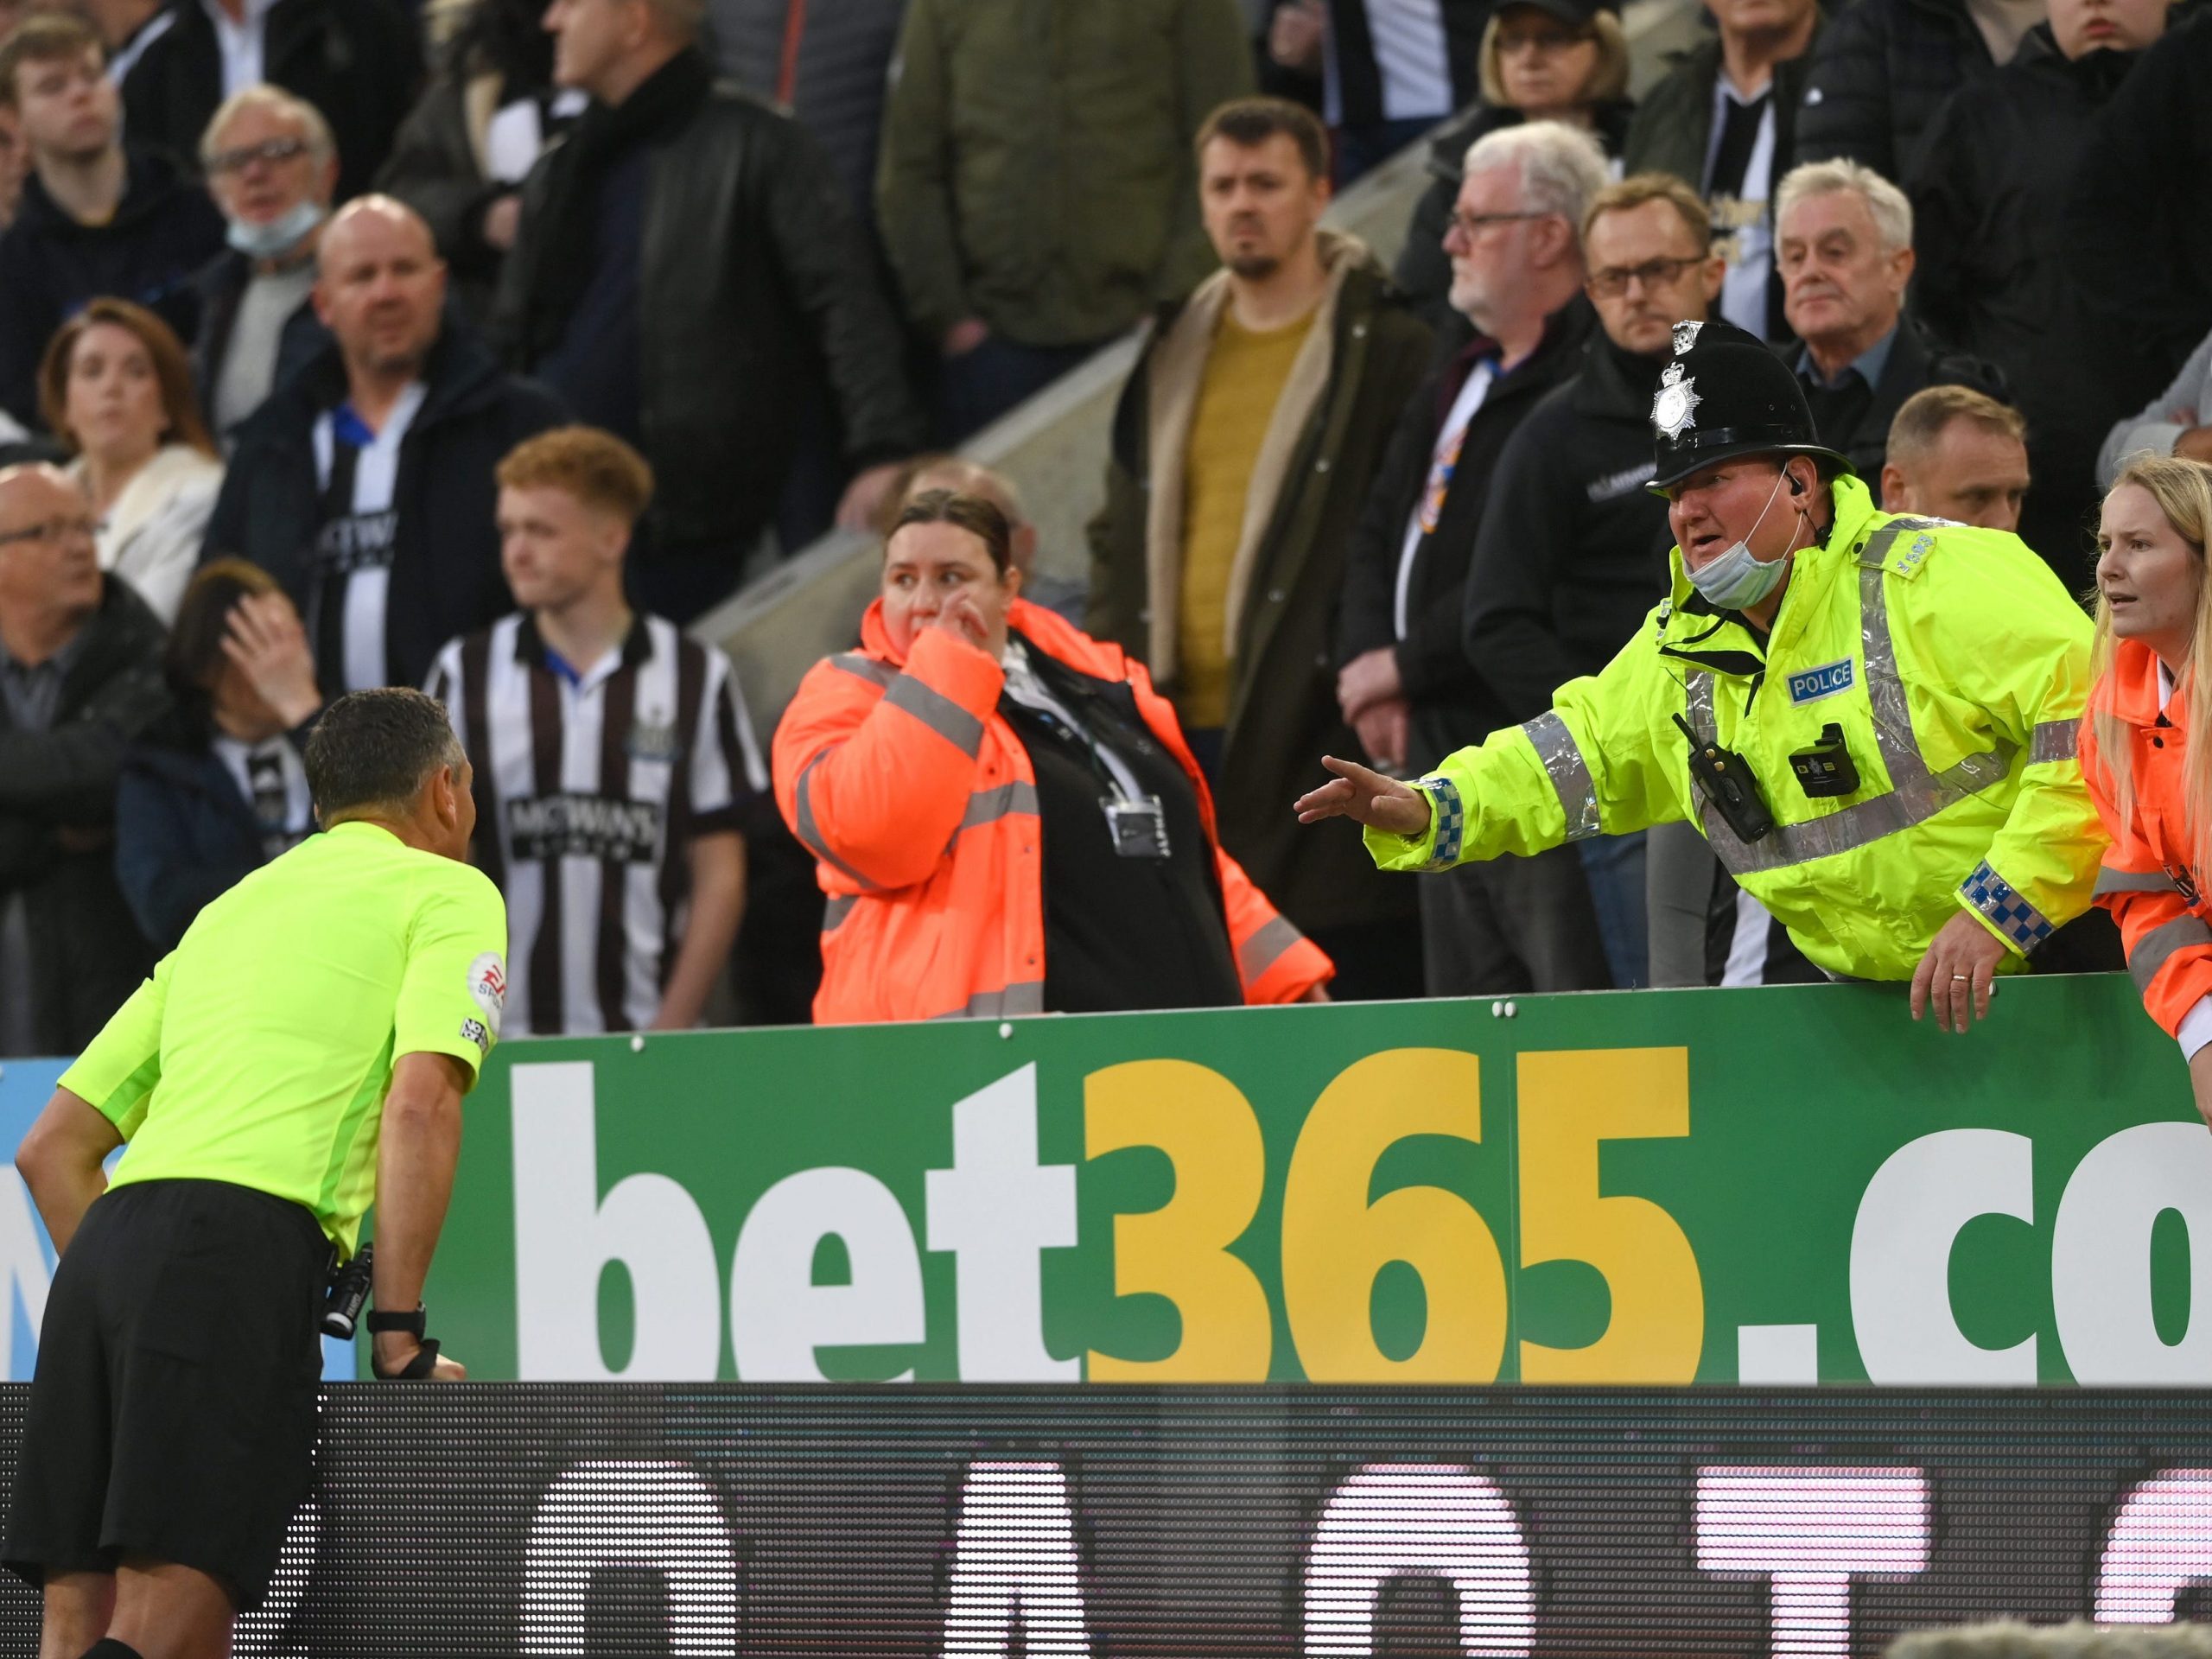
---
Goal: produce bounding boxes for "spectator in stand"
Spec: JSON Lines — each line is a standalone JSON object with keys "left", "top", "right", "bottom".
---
{"left": 0, "top": 73, "right": 25, "bottom": 231}
{"left": 1909, "top": 0, "right": 2167, "bottom": 582}
{"left": 1461, "top": 175, "right": 1721, "bottom": 990}
{"left": 194, "top": 86, "right": 338, "bottom": 446}
{"left": 379, "top": 0, "right": 581, "bottom": 324}
{"left": 40, "top": 298, "right": 222, "bottom": 625}
{"left": 709, "top": 0, "right": 903, "bottom": 238}
{"left": 1881, "top": 385, "right": 2031, "bottom": 531}
{"left": 0, "top": 15, "right": 225, "bottom": 432}
{"left": 205, "top": 195, "right": 564, "bottom": 698}
{"left": 1622, "top": 0, "right": 1820, "bottom": 340}
{"left": 2101, "top": 325, "right": 2212, "bottom": 487}
{"left": 878, "top": 0, "right": 1254, "bottom": 442}
{"left": 2070, "top": 10, "right": 2212, "bottom": 454}
{"left": 1337, "top": 121, "right": 1611, "bottom": 995}
{"left": 775, "top": 489, "right": 1332, "bottom": 1022}
{"left": 1396, "top": 0, "right": 1634, "bottom": 334}
{"left": 1268, "top": 0, "right": 1494, "bottom": 183}
{"left": 0, "top": 462, "right": 168, "bottom": 1055}
{"left": 425, "top": 427, "right": 763, "bottom": 1035}
{"left": 2082, "top": 455, "right": 2212, "bottom": 1126}
{"left": 116, "top": 560, "right": 321, "bottom": 950}
{"left": 1778, "top": 159, "right": 2001, "bottom": 480}
{"left": 78, "top": 0, "right": 169, "bottom": 84}
{"left": 1793, "top": 0, "right": 2040, "bottom": 183}
{"left": 1086, "top": 98, "right": 1432, "bottom": 998}
{"left": 499, "top": 0, "right": 922, "bottom": 620}
{"left": 118, "top": 0, "right": 421, "bottom": 203}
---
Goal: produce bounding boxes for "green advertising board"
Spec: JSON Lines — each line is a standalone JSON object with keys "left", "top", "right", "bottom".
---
{"left": 423, "top": 976, "right": 2207, "bottom": 1386}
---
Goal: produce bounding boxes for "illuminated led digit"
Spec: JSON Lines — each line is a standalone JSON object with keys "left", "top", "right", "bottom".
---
{"left": 1694, "top": 1467, "right": 1930, "bottom": 1657}
{"left": 1516, "top": 1047, "right": 1704, "bottom": 1382}
{"left": 232, "top": 1499, "right": 317, "bottom": 1656}
{"left": 1083, "top": 1060, "right": 1272, "bottom": 1380}
{"left": 1302, "top": 1462, "right": 1533, "bottom": 1656}
{"left": 938, "top": 1459, "right": 1092, "bottom": 1656}
{"left": 1281, "top": 1049, "right": 1505, "bottom": 1382}
{"left": 2094, "top": 1470, "right": 2212, "bottom": 1622}
{"left": 520, "top": 1460, "right": 740, "bottom": 1656}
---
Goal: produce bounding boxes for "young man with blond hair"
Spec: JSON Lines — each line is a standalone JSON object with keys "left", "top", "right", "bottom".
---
{"left": 425, "top": 424, "right": 765, "bottom": 1035}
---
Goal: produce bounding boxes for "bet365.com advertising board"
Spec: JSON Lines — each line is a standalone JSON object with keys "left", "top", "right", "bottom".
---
{"left": 410, "top": 976, "right": 2202, "bottom": 1386}
{"left": 0, "top": 977, "right": 2198, "bottom": 1387}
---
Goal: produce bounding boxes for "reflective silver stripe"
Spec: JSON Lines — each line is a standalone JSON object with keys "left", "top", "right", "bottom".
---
{"left": 960, "top": 779, "right": 1041, "bottom": 830}
{"left": 1412, "top": 772, "right": 1466, "bottom": 871}
{"left": 1236, "top": 914, "right": 1306, "bottom": 984}
{"left": 2095, "top": 866, "right": 2183, "bottom": 896}
{"left": 830, "top": 652, "right": 898, "bottom": 689}
{"left": 929, "top": 981, "right": 1046, "bottom": 1020}
{"left": 1523, "top": 711, "right": 1600, "bottom": 842}
{"left": 884, "top": 673, "right": 986, "bottom": 756}
{"left": 822, "top": 893, "right": 857, "bottom": 931}
{"left": 2028, "top": 720, "right": 2079, "bottom": 765}
{"left": 2129, "top": 914, "right": 2212, "bottom": 995}
{"left": 1682, "top": 549, "right": 2015, "bottom": 878}
{"left": 794, "top": 747, "right": 880, "bottom": 892}
{"left": 1961, "top": 858, "right": 2056, "bottom": 951}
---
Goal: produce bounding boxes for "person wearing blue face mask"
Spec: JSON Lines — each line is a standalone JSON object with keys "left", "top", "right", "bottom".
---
{"left": 1299, "top": 315, "right": 2112, "bottom": 1027}
{"left": 191, "top": 85, "right": 337, "bottom": 447}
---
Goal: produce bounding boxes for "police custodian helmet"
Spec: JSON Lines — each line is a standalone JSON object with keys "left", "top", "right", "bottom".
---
{"left": 1648, "top": 318, "right": 1855, "bottom": 493}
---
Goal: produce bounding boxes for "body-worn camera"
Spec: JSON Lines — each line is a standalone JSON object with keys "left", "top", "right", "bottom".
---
{"left": 1673, "top": 714, "right": 1775, "bottom": 842}
{"left": 323, "top": 1242, "right": 373, "bottom": 1340}
{"left": 1788, "top": 722, "right": 1859, "bottom": 798}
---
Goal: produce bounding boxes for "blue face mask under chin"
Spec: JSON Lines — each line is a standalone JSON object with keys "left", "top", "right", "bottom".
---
{"left": 1687, "top": 469, "right": 1795, "bottom": 612}
{"left": 226, "top": 200, "right": 325, "bottom": 262}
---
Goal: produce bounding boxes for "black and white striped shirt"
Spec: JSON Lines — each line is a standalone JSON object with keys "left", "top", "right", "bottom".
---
{"left": 312, "top": 386, "right": 425, "bottom": 696}
{"left": 425, "top": 612, "right": 766, "bottom": 1036}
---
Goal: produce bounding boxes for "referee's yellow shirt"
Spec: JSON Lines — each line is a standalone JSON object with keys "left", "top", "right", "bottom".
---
{"left": 60, "top": 821, "right": 509, "bottom": 1258}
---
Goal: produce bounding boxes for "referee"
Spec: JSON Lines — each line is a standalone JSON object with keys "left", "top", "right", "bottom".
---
{"left": 3, "top": 688, "right": 506, "bottom": 1659}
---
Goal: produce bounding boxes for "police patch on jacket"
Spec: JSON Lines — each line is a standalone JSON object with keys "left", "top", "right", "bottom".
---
{"left": 1786, "top": 658, "right": 1856, "bottom": 704}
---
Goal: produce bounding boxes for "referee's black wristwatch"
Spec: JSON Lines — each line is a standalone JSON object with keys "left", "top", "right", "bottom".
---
{"left": 366, "top": 1306, "right": 442, "bottom": 1380}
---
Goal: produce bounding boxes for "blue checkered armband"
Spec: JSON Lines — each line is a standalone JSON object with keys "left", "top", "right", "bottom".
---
{"left": 1961, "top": 859, "right": 2055, "bottom": 952}
{"left": 1414, "top": 773, "right": 1467, "bottom": 872}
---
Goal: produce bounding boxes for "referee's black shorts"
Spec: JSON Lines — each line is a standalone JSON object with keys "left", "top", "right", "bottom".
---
{"left": 3, "top": 1179, "right": 328, "bottom": 1611}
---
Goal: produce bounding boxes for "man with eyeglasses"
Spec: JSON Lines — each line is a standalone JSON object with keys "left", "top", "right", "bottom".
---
{"left": 0, "top": 462, "right": 168, "bottom": 1055}
{"left": 0, "top": 13, "right": 224, "bottom": 431}
{"left": 1457, "top": 173, "right": 1725, "bottom": 990}
{"left": 1336, "top": 119, "right": 1612, "bottom": 997}
{"left": 1302, "top": 316, "right": 2106, "bottom": 1029}
{"left": 191, "top": 86, "right": 338, "bottom": 444}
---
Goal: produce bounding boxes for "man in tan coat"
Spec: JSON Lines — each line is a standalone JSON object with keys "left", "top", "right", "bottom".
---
{"left": 1086, "top": 97, "right": 1433, "bottom": 997}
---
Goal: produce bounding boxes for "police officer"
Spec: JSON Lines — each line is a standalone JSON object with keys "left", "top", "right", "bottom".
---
{"left": 3, "top": 688, "right": 504, "bottom": 1659}
{"left": 1297, "top": 318, "right": 2104, "bottom": 1029}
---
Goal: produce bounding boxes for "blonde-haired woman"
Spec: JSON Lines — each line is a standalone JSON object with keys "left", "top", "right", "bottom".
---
{"left": 2083, "top": 454, "right": 2212, "bottom": 1122}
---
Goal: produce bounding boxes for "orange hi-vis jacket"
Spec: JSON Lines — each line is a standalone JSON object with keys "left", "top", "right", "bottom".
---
{"left": 2082, "top": 637, "right": 2212, "bottom": 1038}
{"left": 772, "top": 595, "right": 1333, "bottom": 1025}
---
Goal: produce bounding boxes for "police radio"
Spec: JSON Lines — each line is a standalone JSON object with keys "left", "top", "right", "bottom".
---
{"left": 1672, "top": 715, "right": 1775, "bottom": 842}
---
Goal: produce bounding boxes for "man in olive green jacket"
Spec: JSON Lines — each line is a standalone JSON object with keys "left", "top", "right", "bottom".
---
{"left": 1086, "top": 99, "right": 1433, "bottom": 997}
{"left": 877, "top": 0, "right": 1254, "bottom": 441}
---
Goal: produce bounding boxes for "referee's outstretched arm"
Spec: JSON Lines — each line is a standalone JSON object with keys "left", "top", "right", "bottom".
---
{"left": 16, "top": 1089, "right": 124, "bottom": 1255}
{"left": 368, "top": 1052, "right": 471, "bottom": 1382}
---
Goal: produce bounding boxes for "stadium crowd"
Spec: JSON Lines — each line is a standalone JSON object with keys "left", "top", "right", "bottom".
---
{"left": 0, "top": 0, "right": 2205, "bottom": 1049}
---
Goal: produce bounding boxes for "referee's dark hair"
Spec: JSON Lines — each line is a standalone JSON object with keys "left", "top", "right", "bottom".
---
{"left": 307, "top": 688, "right": 467, "bottom": 820}
{"left": 889, "top": 489, "right": 1014, "bottom": 577}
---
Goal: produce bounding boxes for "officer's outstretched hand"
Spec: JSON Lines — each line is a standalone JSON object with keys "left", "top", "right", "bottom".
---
{"left": 1909, "top": 910, "right": 2011, "bottom": 1034}
{"left": 1294, "top": 756, "right": 1433, "bottom": 837}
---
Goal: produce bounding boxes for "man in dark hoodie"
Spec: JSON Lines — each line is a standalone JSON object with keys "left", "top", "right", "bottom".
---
{"left": 0, "top": 13, "right": 223, "bottom": 430}
{"left": 1910, "top": 0, "right": 2171, "bottom": 583}
{"left": 1461, "top": 173, "right": 1724, "bottom": 988}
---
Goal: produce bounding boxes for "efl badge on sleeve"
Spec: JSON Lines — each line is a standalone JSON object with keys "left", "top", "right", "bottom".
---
{"left": 1652, "top": 363, "right": 1700, "bottom": 441}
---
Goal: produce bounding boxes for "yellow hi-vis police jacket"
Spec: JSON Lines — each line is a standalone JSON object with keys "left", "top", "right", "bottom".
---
{"left": 1364, "top": 474, "right": 2105, "bottom": 980}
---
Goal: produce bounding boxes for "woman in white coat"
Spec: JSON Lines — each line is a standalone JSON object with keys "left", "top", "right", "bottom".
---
{"left": 38, "top": 296, "right": 224, "bottom": 625}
